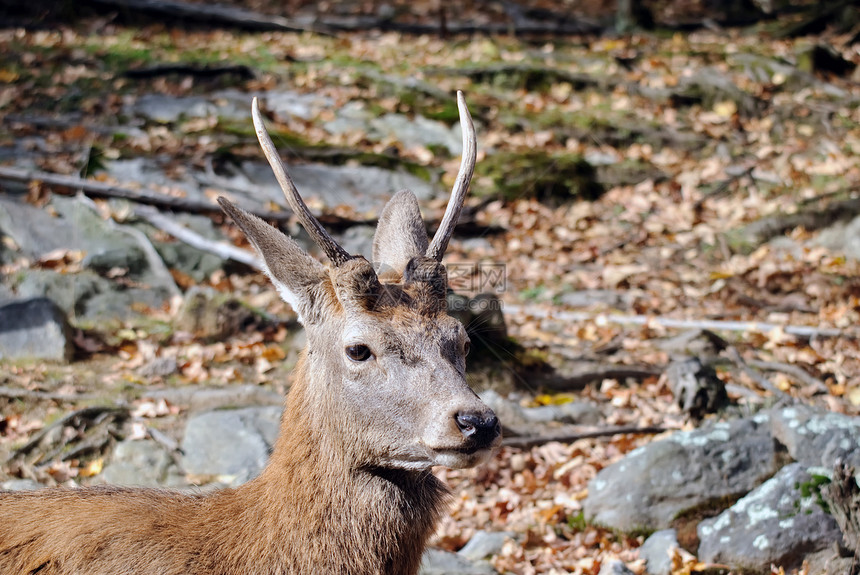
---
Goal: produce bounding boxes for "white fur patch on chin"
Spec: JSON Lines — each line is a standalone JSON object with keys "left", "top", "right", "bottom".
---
{"left": 430, "top": 448, "right": 493, "bottom": 470}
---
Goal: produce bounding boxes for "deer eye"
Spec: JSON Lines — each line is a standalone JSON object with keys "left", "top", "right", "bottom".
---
{"left": 345, "top": 344, "right": 373, "bottom": 362}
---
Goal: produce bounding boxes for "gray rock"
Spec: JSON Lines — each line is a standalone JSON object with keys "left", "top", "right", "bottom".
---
{"left": 0, "top": 297, "right": 73, "bottom": 362}
{"left": 639, "top": 529, "right": 679, "bottom": 575}
{"left": 458, "top": 531, "right": 512, "bottom": 561}
{"left": 370, "top": 114, "right": 463, "bottom": 155}
{"left": 584, "top": 413, "right": 779, "bottom": 532}
{"left": 770, "top": 405, "right": 860, "bottom": 469}
{"left": 324, "top": 101, "right": 373, "bottom": 135}
{"left": 137, "top": 356, "right": 179, "bottom": 379}
{"left": 144, "top": 213, "right": 227, "bottom": 282}
{"left": 103, "top": 158, "right": 200, "bottom": 201}
{"left": 181, "top": 407, "right": 283, "bottom": 486}
{"left": 697, "top": 463, "right": 842, "bottom": 571}
{"left": 133, "top": 94, "right": 217, "bottom": 124}
{"left": 0, "top": 283, "right": 12, "bottom": 303}
{"left": 598, "top": 560, "right": 635, "bottom": 575}
{"left": 0, "top": 195, "right": 176, "bottom": 318}
{"left": 1, "top": 479, "right": 43, "bottom": 491}
{"left": 815, "top": 215, "right": 860, "bottom": 261}
{"left": 803, "top": 546, "right": 857, "bottom": 575}
{"left": 13, "top": 269, "right": 106, "bottom": 317}
{"left": 264, "top": 90, "right": 334, "bottom": 121}
{"left": 419, "top": 548, "right": 496, "bottom": 575}
{"left": 100, "top": 439, "right": 173, "bottom": 487}
{"left": 13, "top": 268, "right": 172, "bottom": 321}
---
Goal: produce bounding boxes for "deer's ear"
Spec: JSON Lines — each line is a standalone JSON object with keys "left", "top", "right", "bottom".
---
{"left": 372, "top": 190, "right": 429, "bottom": 280}
{"left": 219, "top": 198, "right": 330, "bottom": 324}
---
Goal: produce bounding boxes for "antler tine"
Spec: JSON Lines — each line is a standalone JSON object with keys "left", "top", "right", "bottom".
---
{"left": 426, "top": 91, "right": 477, "bottom": 262}
{"left": 251, "top": 97, "right": 352, "bottom": 267}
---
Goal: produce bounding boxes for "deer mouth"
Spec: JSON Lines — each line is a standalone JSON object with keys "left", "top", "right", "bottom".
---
{"left": 427, "top": 432, "right": 501, "bottom": 468}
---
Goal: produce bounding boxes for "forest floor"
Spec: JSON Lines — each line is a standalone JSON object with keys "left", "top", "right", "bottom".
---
{"left": 1, "top": 8, "right": 860, "bottom": 574}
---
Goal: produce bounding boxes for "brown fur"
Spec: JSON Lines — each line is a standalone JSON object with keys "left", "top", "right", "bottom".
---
{"left": 0, "top": 358, "right": 449, "bottom": 574}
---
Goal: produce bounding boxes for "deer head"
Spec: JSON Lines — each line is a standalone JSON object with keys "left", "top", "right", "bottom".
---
{"left": 218, "top": 92, "right": 500, "bottom": 472}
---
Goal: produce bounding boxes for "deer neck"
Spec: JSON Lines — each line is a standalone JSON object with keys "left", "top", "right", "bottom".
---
{"left": 233, "top": 355, "right": 450, "bottom": 575}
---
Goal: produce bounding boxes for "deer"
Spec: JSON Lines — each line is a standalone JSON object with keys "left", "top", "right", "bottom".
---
{"left": 0, "top": 91, "right": 501, "bottom": 575}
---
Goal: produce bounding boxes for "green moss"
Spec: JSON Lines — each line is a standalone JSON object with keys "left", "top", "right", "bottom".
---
{"left": 566, "top": 511, "right": 587, "bottom": 532}
{"left": 795, "top": 474, "right": 832, "bottom": 515}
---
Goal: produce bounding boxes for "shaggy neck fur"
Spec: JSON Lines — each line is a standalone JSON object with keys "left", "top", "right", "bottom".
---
{"left": 198, "top": 356, "right": 451, "bottom": 575}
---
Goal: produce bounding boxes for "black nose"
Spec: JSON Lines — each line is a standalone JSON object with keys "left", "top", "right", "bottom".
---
{"left": 455, "top": 411, "right": 500, "bottom": 446}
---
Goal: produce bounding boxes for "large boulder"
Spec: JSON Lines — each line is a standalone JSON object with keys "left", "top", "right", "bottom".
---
{"left": 584, "top": 413, "right": 779, "bottom": 532}
{"left": 697, "top": 463, "right": 842, "bottom": 571}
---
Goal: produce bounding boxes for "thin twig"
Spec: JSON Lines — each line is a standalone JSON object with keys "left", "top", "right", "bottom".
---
{"left": 505, "top": 304, "right": 853, "bottom": 339}
{"left": 725, "top": 347, "right": 796, "bottom": 403}
{"left": 0, "top": 386, "right": 102, "bottom": 402}
{"left": 747, "top": 359, "right": 828, "bottom": 393}
{"left": 502, "top": 425, "right": 668, "bottom": 449}
{"left": 146, "top": 426, "right": 181, "bottom": 454}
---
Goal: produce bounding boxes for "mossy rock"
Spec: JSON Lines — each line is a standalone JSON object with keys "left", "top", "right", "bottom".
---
{"left": 474, "top": 151, "right": 603, "bottom": 203}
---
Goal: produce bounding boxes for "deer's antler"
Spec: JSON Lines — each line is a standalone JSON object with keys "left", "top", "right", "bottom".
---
{"left": 251, "top": 97, "right": 353, "bottom": 267}
{"left": 426, "top": 91, "right": 477, "bottom": 262}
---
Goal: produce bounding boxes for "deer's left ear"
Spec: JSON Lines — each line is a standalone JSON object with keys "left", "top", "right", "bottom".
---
{"left": 218, "top": 197, "right": 330, "bottom": 324}
{"left": 372, "top": 190, "right": 429, "bottom": 281}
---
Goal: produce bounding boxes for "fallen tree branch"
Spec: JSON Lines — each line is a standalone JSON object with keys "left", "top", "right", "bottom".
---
{"left": 504, "top": 304, "right": 853, "bottom": 339}
{"left": 502, "top": 424, "right": 668, "bottom": 449}
{"left": 134, "top": 205, "right": 261, "bottom": 270}
{"left": 82, "top": 0, "right": 334, "bottom": 35}
{"left": 0, "top": 166, "right": 270, "bottom": 218}
{"left": 535, "top": 366, "right": 662, "bottom": 391}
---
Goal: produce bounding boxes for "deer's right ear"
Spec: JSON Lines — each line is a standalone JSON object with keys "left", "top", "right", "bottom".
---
{"left": 372, "top": 190, "right": 429, "bottom": 280}
{"left": 219, "top": 198, "right": 329, "bottom": 323}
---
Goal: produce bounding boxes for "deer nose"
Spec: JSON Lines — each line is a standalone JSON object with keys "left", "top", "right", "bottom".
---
{"left": 455, "top": 411, "right": 500, "bottom": 446}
